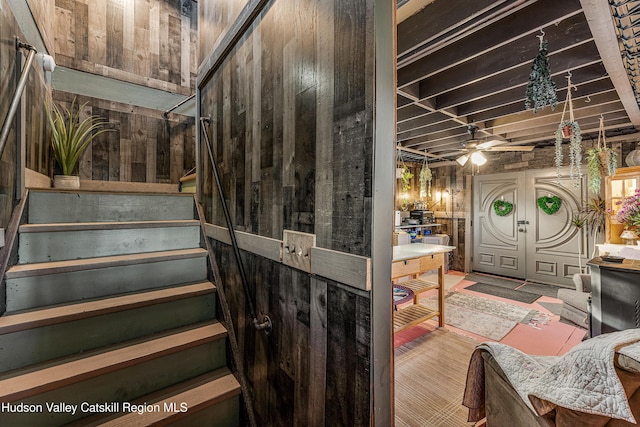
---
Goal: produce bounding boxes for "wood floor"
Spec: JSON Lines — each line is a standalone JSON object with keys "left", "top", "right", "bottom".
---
{"left": 395, "top": 328, "right": 477, "bottom": 427}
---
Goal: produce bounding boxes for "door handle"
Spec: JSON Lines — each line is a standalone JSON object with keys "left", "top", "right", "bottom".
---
{"left": 518, "top": 228, "right": 526, "bottom": 233}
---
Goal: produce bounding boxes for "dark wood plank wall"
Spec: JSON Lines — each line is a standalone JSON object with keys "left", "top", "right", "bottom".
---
{"left": 197, "top": 0, "right": 250, "bottom": 71}
{"left": 0, "top": 0, "right": 49, "bottom": 227}
{"left": 26, "top": 0, "right": 200, "bottom": 185}
{"left": 200, "top": 0, "right": 374, "bottom": 256}
{"left": 49, "top": 0, "right": 197, "bottom": 95}
{"left": 211, "top": 241, "right": 371, "bottom": 427}
{"left": 199, "top": 0, "right": 375, "bottom": 425}
{"left": 52, "top": 92, "right": 195, "bottom": 183}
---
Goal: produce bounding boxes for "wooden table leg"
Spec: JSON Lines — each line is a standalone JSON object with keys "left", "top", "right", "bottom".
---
{"left": 438, "top": 264, "right": 445, "bottom": 327}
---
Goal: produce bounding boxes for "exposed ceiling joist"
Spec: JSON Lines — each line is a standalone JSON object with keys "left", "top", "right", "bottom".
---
{"left": 396, "top": 0, "right": 640, "bottom": 160}
{"left": 579, "top": 0, "right": 640, "bottom": 127}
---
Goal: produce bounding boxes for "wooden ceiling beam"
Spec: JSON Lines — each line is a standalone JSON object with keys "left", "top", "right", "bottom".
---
{"left": 400, "top": 11, "right": 591, "bottom": 90}
{"left": 579, "top": 0, "right": 640, "bottom": 128}
{"left": 467, "top": 77, "right": 610, "bottom": 123}
{"left": 397, "top": 0, "right": 508, "bottom": 57}
{"left": 486, "top": 90, "right": 619, "bottom": 129}
{"left": 436, "top": 58, "right": 604, "bottom": 112}
{"left": 456, "top": 67, "right": 610, "bottom": 117}
{"left": 506, "top": 118, "right": 633, "bottom": 146}
{"left": 397, "top": 112, "right": 453, "bottom": 133}
{"left": 397, "top": 119, "right": 465, "bottom": 142}
{"left": 397, "top": 104, "right": 432, "bottom": 122}
{"left": 397, "top": 0, "right": 582, "bottom": 85}
{"left": 416, "top": 38, "right": 596, "bottom": 104}
{"left": 503, "top": 109, "right": 627, "bottom": 140}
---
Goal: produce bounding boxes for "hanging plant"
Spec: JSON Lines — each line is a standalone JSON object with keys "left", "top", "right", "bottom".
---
{"left": 555, "top": 120, "right": 582, "bottom": 183}
{"left": 493, "top": 199, "right": 514, "bottom": 216}
{"left": 554, "top": 73, "right": 582, "bottom": 185}
{"left": 537, "top": 195, "right": 562, "bottom": 215}
{"left": 525, "top": 33, "right": 557, "bottom": 113}
{"left": 401, "top": 167, "right": 413, "bottom": 193}
{"left": 419, "top": 157, "right": 432, "bottom": 199}
{"left": 585, "top": 116, "right": 617, "bottom": 193}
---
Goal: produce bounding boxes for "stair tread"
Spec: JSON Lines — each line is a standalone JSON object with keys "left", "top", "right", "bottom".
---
{"left": 0, "top": 322, "right": 227, "bottom": 402}
{"left": 69, "top": 369, "right": 241, "bottom": 426}
{"left": 394, "top": 303, "right": 440, "bottom": 333}
{"left": 0, "top": 282, "right": 216, "bottom": 334}
{"left": 19, "top": 220, "right": 200, "bottom": 233}
{"left": 6, "top": 248, "right": 207, "bottom": 278}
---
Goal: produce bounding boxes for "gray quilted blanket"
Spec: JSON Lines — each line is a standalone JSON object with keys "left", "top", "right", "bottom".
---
{"left": 477, "top": 329, "right": 640, "bottom": 422}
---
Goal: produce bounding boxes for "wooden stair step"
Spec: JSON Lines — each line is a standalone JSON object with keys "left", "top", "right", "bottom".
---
{"left": 0, "top": 282, "right": 216, "bottom": 334}
{"left": 6, "top": 248, "right": 207, "bottom": 279}
{"left": 67, "top": 369, "right": 241, "bottom": 426}
{"left": 394, "top": 304, "right": 440, "bottom": 333}
{"left": 19, "top": 220, "right": 200, "bottom": 233}
{"left": 0, "top": 322, "right": 226, "bottom": 402}
{"left": 401, "top": 278, "right": 440, "bottom": 295}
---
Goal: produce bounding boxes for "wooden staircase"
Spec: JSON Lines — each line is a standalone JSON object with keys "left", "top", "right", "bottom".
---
{"left": 0, "top": 190, "right": 241, "bottom": 426}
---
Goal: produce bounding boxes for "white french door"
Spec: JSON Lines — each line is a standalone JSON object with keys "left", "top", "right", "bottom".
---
{"left": 472, "top": 168, "right": 589, "bottom": 287}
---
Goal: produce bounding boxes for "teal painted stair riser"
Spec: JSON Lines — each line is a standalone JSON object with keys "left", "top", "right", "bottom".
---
{"left": 0, "top": 191, "right": 241, "bottom": 426}
{"left": 18, "top": 224, "right": 201, "bottom": 263}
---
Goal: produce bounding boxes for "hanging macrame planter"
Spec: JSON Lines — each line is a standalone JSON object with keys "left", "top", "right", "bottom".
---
{"left": 493, "top": 199, "right": 514, "bottom": 216}
{"left": 555, "top": 72, "right": 582, "bottom": 186}
{"left": 537, "top": 195, "right": 562, "bottom": 215}
{"left": 586, "top": 116, "right": 617, "bottom": 193}
{"left": 525, "top": 30, "right": 557, "bottom": 113}
{"left": 419, "top": 154, "right": 432, "bottom": 199}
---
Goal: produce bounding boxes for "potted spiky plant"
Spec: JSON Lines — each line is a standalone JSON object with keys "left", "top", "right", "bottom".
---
{"left": 46, "top": 98, "right": 111, "bottom": 189}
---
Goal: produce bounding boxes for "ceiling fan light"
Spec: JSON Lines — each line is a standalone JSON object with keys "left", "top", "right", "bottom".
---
{"left": 471, "top": 151, "right": 487, "bottom": 166}
{"left": 456, "top": 154, "right": 469, "bottom": 166}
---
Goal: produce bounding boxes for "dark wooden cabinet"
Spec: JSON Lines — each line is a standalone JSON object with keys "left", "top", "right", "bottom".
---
{"left": 588, "top": 257, "right": 640, "bottom": 336}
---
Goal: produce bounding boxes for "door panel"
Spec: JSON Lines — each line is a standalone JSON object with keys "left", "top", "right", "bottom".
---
{"left": 525, "top": 170, "right": 589, "bottom": 286}
{"left": 473, "top": 172, "right": 526, "bottom": 278}
{"left": 472, "top": 168, "right": 589, "bottom": 286}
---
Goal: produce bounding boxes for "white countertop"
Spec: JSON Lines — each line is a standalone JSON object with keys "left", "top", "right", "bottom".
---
{"left": 392, "top": 243, "right": 456, "bottom": 262}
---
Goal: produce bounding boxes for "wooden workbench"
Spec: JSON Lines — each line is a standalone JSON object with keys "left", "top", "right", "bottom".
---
{"left": 392, "top": 243, "right": 455, "bottom": 332}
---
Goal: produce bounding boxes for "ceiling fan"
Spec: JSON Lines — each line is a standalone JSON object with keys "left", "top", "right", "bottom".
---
{"left": 456, "top": 125, "right": 535, "bottom": 166}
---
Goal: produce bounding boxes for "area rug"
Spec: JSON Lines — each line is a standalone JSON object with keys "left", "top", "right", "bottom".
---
{"left": 466, "top": 282, "right": 540, "bottom": 303}
{"left": 464, "top": 272, "right": 522, "bottom": 289}
{"left": 518, "top": 282, "right": 563, "bottom": 298}
{"left": 538, "top": 301, "right": 563, "bottom": 316}
{"left": 421, "top": 292, "right": 550, "bottom": 341}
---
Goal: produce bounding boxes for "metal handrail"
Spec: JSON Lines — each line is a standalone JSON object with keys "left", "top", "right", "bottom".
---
{"left": 200, "top": 116, "right": 272, "bottom": 334}
{"left": 0, "top": 39, "right": 37, "bottom": 160}
{"left": 162, "top": 94, "right": 195, "bottom": 118}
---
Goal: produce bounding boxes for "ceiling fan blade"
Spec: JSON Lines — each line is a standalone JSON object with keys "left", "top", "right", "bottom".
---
{"left": 485, "top": 146, "right": 535, "bottom": 152}
{"left": 476, "top": 139, "right": 506, "bottom": 150}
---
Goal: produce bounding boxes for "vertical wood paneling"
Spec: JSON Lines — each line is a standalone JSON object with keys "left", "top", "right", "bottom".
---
{"left": 106, "top": 0, "right": 124, "bottom": 69}
{"left": 74, "top": 1, "right": 89, "bottom": 61}
{"left": 200, "top": 0, "right": 374, "bottom": 424}
{"left": 52, "top": 92, "right": 193, "bottom": 184}
{"left": 0, "top": 0, "right": 51, "bottom": 226}
{"left": 209, "top": 242, "right": 371, "bottom": 426}
{"left": 149, "top": 2, "right": 160, "bottom": 81}
{"left": 108, "top": 110, "right": 120, "bottom": 181}
{"left": 122, "top": 1, "right": 135, "bottom": 71}
{"left": 88, "top": 0, "right": 107, "bottom": 65}
{"left": 309, "top": 277, "right": 328, "bottom": 426}
{"left": 314, "top": 0, "right": 335, "bottom": 249}
{"left": 54, "top": 0, "right": 195, "bottom": 94}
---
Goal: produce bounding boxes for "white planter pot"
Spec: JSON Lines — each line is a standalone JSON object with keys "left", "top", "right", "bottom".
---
{"left": 53, "top": 175, "right": 80, "bottom": 189}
